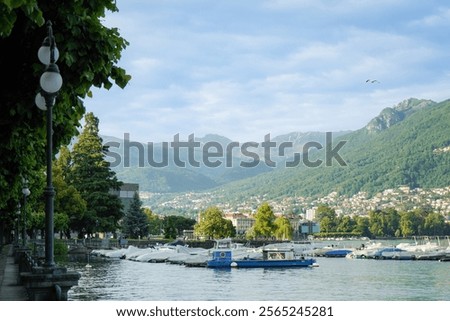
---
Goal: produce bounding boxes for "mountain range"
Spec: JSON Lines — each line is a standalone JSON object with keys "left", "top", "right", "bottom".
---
{"left": 103, "top": 128, "right": 350, "bottom": 192}
{"left": 104, "top": 97, "right": 450, "bottom": 205}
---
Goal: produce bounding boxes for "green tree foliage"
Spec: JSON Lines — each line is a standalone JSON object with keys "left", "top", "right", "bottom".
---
{"left": 122, "top": 192, "right": 149, "bottom": 239}
{"left": 311, "top": 204, "right": 447, "bottom": 238}
{"left": 316, "top": 204, "right": 338, "bottom": 233}
{"left": 194, "top": 206, "right": 236, "bottom": 239}
{"left": 0, "top": 0, "right": 129, "bottom": 232}
{"left": 54, "top": 212, "right": 69, "bottom": 239}
{"left": 244, "top": 226, "right": 256, "bottom": 240}
{"left": 223, "top": 220, "right": 236, "bottom": 238}
{"left": 383, "top": 208, "right": 400, "bottom": 237}
{"left": 54, "top": 240, "right": 68, "bottom": 256}
{"left": 399, "top": 211, "right": 418, "bottom": 237}
{"left": 367, "top": 209, "right": 400, "bottom": 237}
{"left": 30, "top": 210, "right": 45, "bottom": 239}
{"left": 70, "top": 112, "right": 123, "bottom": 236}
{"left": 353, "top": 216, "right": 370, "bottom": 236}
{"left": 163, "top": 215, "right": 196, "bottom": 237}
{"left": 53, "top": 146, "right": 86, "bottom": 238}
{"left": 315, "top": 204, "right": 337, "bottom": 221}
{"left": 144, "top": 208, "right": 163, "bottom": 236}
{"left": 423, "top": 212, "right": 446, "bottom": 235}
{"left": 252, "top": 202, "right": 276, "bottom": 239}
{"left": 398, "top": 209, "right": 428, "bottom": 237}
{"left": 319, "top": 217, "right": 335, "bottom": 234}
{"left": 273, "top": 216, "right": 293, "bottom": 240}
{"left": 336, "top": 216, "right": 356, "bottom": 233}
{"left": 163, "top": 216, "right": 178, "bottom": 240}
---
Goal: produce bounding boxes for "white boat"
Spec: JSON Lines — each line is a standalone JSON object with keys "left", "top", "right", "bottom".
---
{"left": 166, "top": 246, "right": 210, "bottom": 264}
{"left": 183, "top": 254, "right": 209, "bottom": 267}
{"left": 346, "top": 242, "right": 383, "bottom": 259}
{"left": 145, "top": 249, "right": 176, "bottom": 263}
{"left": 91, "top": 245, "right": 144, "bottom": 259}
{"left": 313, "top": 245, "right": 353, "bottom": 257}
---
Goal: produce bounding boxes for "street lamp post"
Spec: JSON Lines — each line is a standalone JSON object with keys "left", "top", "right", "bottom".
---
{"left": 35, "top": 20, "right": 62, "bottom": 268}
{"left": 21, "top": 178, "right": 31, "bottom": 247}
{"left": 19, "top": 20, "right": 79, "bottom": 301}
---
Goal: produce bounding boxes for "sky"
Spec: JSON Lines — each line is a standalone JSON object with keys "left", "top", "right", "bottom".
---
{"left": 84, "top": 0, "right": 450, "bottom": 143}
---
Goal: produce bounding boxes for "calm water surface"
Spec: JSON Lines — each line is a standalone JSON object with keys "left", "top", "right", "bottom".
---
{"left": 66, "top": 255, "right": 449, "bottom": 301}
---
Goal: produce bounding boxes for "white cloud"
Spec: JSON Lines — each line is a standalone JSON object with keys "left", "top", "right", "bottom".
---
{"left": 130, "top": 58, "right": 161, "bottom": 73}
{"left": 412, "top": 7, "right": 450, "bottom": 27}
{"left": 84, "top": 0, "right": 450, "bottom": 143}
{"left": 262, "top": 0, "right": 408, "bottom": 14}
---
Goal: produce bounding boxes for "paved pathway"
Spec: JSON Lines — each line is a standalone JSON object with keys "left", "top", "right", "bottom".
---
{"left": 0, "top": 245, "right": 29, "bottom": 301}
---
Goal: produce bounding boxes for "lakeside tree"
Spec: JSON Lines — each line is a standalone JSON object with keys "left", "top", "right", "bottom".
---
{"left": 315, "top": 204, "right": 338, "bottom": 234}
{"left": 0, "top": 1, "right": 130, "bottom": 236}
{"left": 144, "top": 208, "right": 163, "bottom": 236}
{"left": 353, "top": 216, "right": 370, "bottom": 237}
{"left": 367, "top": 208, "right": 401, "bottom": 237}
{"left": 53, "top": 146, "right": 86, "bottom": 238}
{"left": 384, "top": 208, "right": 401, "bottom": 236}
{"left": 122, "top": 192, "right": 149, "bottom": 239}
{"left": 398, "top": 211, "right": 414, "bottom": 237}
{"left": 273, "top": 216, "right": 293, "bottom": 240}
{"left": 54, "top": 212, "right": 69, "bottom": 239}
{"left": 163, "top": 216, "right": 178, "bottom": 240}
{"left": 251, "top": 202, "right": 276, "bottom": 239}
{"left": 315, "top": 204, "right": 337, "bottom": 221}
{"left": 336, "top": 216, "right": 356, "bottom": 234}
{"left": 309, "top": 203, "right": 449, "bottom": 238}
{"left": 70, "top": 112, "right": 123, "bottom": 237}
{"left": 368, "top": 210, "right": 385, "bottom": 237}
{"left": 194, "top": 206, "right": 235, "bottom": 239}
{"left": 423, "top": 212, "right": 446, "bottom": 235}
{"left": 164, "top": 216, "right": 196, "bottom": 237}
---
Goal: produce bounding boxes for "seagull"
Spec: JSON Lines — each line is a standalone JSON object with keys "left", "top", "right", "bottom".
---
{"left": 366, "top": 79, "right": 380, "bottom": 83}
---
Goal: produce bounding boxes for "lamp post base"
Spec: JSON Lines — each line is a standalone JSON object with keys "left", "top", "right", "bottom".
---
{"left": 20, "top": 266, "right": 80, "bottom": 301}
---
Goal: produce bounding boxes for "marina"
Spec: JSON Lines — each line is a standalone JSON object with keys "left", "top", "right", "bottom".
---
{"left": 343, "top": 237, "right": 450, "bottom": 261}
{"left": 89, "top": 236, "right": 450, "bottom": 266}
{"left": 60, "top": 237, "right": 450, "bottom": 301}
{"left": 66, "top": 249, "right": 450, "bottom": 301}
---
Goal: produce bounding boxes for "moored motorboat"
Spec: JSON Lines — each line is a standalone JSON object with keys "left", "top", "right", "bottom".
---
{"left": 323, "top": 248, "right": 353, "bottom": 257}
{"left": 206, "top": 239, "right": 317, "bottom": 268}
{"left": 184, "top": 254, "right": 209, "bottom": 267}
{"left": 313, "top": 244, "right": 354, "bottom": 257}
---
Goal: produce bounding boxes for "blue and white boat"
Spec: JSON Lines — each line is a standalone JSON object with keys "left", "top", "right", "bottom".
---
{"left": 314, "top": 246, "right": 353, "bottom": 257}
{"left": 206, "top": 239, "right": 318, "bottom": 268}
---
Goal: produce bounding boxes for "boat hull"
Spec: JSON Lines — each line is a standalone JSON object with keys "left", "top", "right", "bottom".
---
{"left": 207, "top": 258, "right": 316, "bottom": 268}
{"left": 323, "top": 249, "right": 352, "bottom": 257}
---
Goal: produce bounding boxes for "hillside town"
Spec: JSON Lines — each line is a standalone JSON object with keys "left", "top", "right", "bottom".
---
{"left": 140, "top": 185, "right": 450, "bottom": 221}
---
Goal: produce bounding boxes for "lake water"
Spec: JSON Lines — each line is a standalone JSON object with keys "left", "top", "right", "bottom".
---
{"left": 65, "top": 251, "right": 449, "bottom": 301}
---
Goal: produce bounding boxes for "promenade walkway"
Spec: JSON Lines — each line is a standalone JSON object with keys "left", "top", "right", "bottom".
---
{"left": 0, "top": 245, "right": 29, "bottom": 300}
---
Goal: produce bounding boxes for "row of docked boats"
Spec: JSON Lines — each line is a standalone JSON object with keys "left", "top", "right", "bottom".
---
{"left": 91, "top": 238, "right": 319, "bottom": 268}
{"left": 90, "top": 237, "right": 450, "bottom": 268}
{"left": 306, "top": 236, "right": 450, "bottom": 261}
{"left": 91, "top": 243, "right": 211, "bottom": 266}
{"left": 345, "top": 239, "right": 450, "bottom": 261}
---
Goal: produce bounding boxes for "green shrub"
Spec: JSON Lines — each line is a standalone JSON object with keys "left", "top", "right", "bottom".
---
{"left": 54, "top": 240, "right": 68, "bottom": 256}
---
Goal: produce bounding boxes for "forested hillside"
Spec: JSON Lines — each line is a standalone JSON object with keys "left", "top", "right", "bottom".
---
{"left": 210, "top": 98, "right": 450, "bottom": 202}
